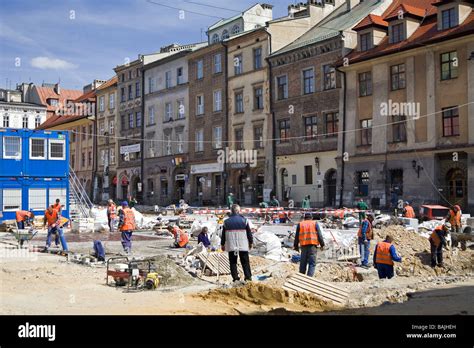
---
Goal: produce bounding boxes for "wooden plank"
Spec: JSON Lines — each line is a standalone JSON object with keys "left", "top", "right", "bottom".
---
{"left": 286, "top": 278, "right": 347, "bottom": 303}
{"left": 290, "top": 276, "right": 349, "bottom": 298}
{"left": 287, "top": 277, "right": 348, "bottom": 300}
{"left": 292, "top": 273, "right": 349, "bottom": 295}
{"left": 283, "top": 282, "right": 346, "bottom": 305}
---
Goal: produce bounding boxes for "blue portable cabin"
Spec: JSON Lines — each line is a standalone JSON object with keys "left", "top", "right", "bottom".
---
{"left": 0, "top": 128, "right": 70, "bottom": 222}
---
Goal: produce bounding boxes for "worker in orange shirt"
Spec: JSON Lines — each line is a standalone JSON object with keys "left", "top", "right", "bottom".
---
{"left": 16, "top": 210, "right": 34, "bottom": 229}
{"left": 52, "top": 199, "right": 62, "bottom": 215}
{"left": 107, "top": 199, "right": 117, "bottom": 232}
{"left": 294, "top": 213, "right": 325, "bottom": 277}
{"left": 429, "top": 222, "right": 450, "bottom": 268}
{"left": 373, "top": 235, "right": 402, "bottom": 279}
{"left": 167, "top": 225, "right": 189, "bottom": 248}
{"left": 403, "top": 201, "right": 415, "bottom": 219}
{"left": 43, "top": 205, "right": 68, "bottom": 251}
{"left": 118, "top": 201, "right": 136, "bottom": 254}
{"left": 446, "top": 205, "right": 461, "bottom": 233}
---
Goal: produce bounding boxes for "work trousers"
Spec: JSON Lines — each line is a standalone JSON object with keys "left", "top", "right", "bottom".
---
{"left": 108, "top": 217, "right": 116, "bottom": 232}
{"left": 299, "top": 245, "right": 317, "bottom": 277}
{"left": 430, "top": 242, "right": 443, "bottom": 266}
{"left": 358, "top": 237, "right": 370, "bottom": 266}
{"left": 228, "top": 251, "right": 252, "bottom": 281}
{"left": 121, "top": 230, "right": 133, "bottom": 253}
{"left": 376, "top": 264, "right": 394, "bottom": 279}
{"left": 46, "top": 226, "right": 68, "bottom": 251}
{"left": 17, "top": 221, "right": 25, "bottom": 229}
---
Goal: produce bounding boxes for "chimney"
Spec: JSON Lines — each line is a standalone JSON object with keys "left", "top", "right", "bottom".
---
{"left": 54, "top": 82, "right": 61, "bottom": 95}
{"left": 346, "top": 0, "right": 360, "bottom": 11}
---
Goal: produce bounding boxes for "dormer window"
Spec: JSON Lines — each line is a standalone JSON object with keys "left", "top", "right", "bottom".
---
{"left": 48, "top": 98, "right": 59, "bottom": 106}
{"left": 211, "top": 33, "right": 219, "bottom": 43}
{"left": 390, "top": 23, "right": 405, "bottom": 43}
{"left": 360, "top": 32, "right": 372, "bottom": 51}
{"left": 441, "top": 8, "right": 457, "bottom": 29}
{"left": 231, "top": 25, "right": 240, "bottom": 34}
{"left": 222, "top": 30, "right": 229, "bottom": 40}
{"left": 353, "top": 15, "right": 388, "bottom": 52}
{"left": 435, "top": 0, "right": 471, "bottom": 31}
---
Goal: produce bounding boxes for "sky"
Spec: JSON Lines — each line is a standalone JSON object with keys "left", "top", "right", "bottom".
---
{"left": 0, "top": 0, "right": 290, "bottom": 91}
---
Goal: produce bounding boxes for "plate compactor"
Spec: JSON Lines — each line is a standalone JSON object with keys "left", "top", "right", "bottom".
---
{"left": 106, "top": 257, "right": 161, "bottom": 291}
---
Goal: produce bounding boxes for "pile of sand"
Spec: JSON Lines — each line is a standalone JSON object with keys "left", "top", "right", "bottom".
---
{"left": 145, "top": 255, "right": 196, "bottom": 287}
{"left": 315, "top": 263, "right": 359, "bottom": 282}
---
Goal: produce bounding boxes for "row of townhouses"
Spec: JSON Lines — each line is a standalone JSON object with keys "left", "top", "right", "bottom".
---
{"left": 2, "top": 0, "right": 473, "bottom": 212}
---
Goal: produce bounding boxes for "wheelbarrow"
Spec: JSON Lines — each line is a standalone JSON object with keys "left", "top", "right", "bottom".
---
{"left": 13, "top": 228, "right": 38, "bottom": 247}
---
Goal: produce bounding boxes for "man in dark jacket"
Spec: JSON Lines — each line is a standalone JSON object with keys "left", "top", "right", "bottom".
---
{"left": 294, "top": 213, "right": 325, "bottom": 277}
{"left": 221, "top": 204, "right": 253, "bottom": 283}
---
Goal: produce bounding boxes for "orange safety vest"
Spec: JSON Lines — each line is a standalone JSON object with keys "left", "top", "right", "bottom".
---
{"left": 16, "top": 210, "right": 32, "bottom": 222}
{"left": 357, "top": 219, "right": 373, "bottom": 240}
{"left": 120, "top": 208, "right": 136, "bottom": 231}
{"left": 52, "top": 203, "right": 61, "bottom": 213}
{"left": 448, "top": 210, "right": 461, "bottom": 227}
{"left": 429, "top": 226, "right": 443, "bottom": 247}
{"left": 107, "top": 204, "right": 117, "bottom": 219}
{"left": 298, "top": 220, "right": 320, "bottom": 246}
{"left": 45, "top": 209, "right": 59, "bottom": 226}
{"left": 375, "top": 241, "right": 394, "bottom": 266}
{"left": 404, "top": 205, "right": 415, "bottom": 218}
{"left": 278, "top": 212, "right": 286, "bottom": 219}
{"left": 172, "top": 227, "right": 189, "bottom": 247}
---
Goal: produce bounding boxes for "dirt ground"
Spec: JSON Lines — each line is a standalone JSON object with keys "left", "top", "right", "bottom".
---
{"left": 1, "top": 227, "right": 473, "bottom": 315}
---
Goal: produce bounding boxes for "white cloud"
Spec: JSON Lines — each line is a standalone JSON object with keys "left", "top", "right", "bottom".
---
{"left": 30, "top": 56, "right": 78, "bottom": 70}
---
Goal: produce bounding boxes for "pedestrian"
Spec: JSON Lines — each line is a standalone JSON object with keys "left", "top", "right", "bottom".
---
{"left": 221, "top": 204, "right": 253, "bottom": 284}
{"left": 403, "top": 201, "right": 415, "bottom": 218}
{"left": 302, "top": 195, "right": 310, "bottom": 209}
{"left": 429, "top": 222, "right": 450, "bottom": 268}
{"left": 167, "top": 225, "right": 189, "bottom": 248}
{"left": 16, "top": 210, "right": 34, "bottom": 230}
{"left": 227, "top": 193, "right": 234, "bottom": 209}
{"left": 43, "top": 206, "right": 68, "bottom": 252}
{"left": 358, "top": 214, "right": 374, "bottom": 268}
{"left": 198, "top": 226, "right": 211, "bottom": 248}
{"left": 106, "top": 199, "right": 117, "bottom": 232}
{"left": 446, "top": 205, "right": 461, "bottom": 233}
{"left": 270, "top": 195, "right": 280, "bottom": 207}
{"left": 355, "top": 198, "right": 368, "bottom": 223}
{"left": 129, "top": 197, "right": 137, "bottom": 208}
{"left": 373, "top": 235, "right": 402, "bottom": 279}
{"left": 118, "top": 201, "right": 136, "bottom": 255}
{"left": 294, "top": 213, "right": 325, "bottom": 277}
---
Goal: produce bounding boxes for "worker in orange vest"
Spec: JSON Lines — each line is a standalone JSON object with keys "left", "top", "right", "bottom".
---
{"left": 167, "top": 225, "right": 189, "bottom": 248}
{"left": 358, "top": 215, "right": 374, "bottom": 268}
{"left": 43, "top": 205, "right": 68, "bottom": 251}
{"left": 107, "top": 199, "right": 117, "bottom": 232}
{"left": 294, "top": 213, "right": 325, "bottom": 277}
{"left": 429, "top": 222, "right": 450, "bottom": 268}
{"left": 118, "top": 201, "right": 136, "bottom": 254}
{"left": 278, "top": 211, "right": 289, "bottom": 223}
{"left": 403, "top": 201, "right": 415, "bottom": 219}
{"left": 373, "top": 235, "right": 402, "bottom": 279}
{"left": 52, "top": 199, "right": 62, "bottom": 215}
{"left": 16, "top": 210, "right": 34, "bottom": 229}
{"left": 446, "top": 205, "right": 461, "bottom": 233}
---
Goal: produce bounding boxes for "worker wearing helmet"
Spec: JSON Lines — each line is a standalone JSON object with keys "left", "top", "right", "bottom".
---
{"left": 446, "top": 205, "right": 461, "bottom": 233}
{"left": 118, "top": 201, "right": 136, "bottom": 254}
{"left": 403, "top": 201, "right": 415, "bottom": 219}
{"left": 429, "top": 222, "right": 450, "bottom": 268}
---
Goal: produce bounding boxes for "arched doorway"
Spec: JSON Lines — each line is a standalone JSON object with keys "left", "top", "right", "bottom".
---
{"left": 174, "top": 172, "right": 186, "bottom": 203}
{"left": 325, "top": 169, "right": 337, "bottom": 207}
{"left": 280, "top": 168, "right": 288, "bottom": 201}
{"left": 120, "top": 175, "right": 129, "bottom": 201}
{"left": 446, "top": 168, "right": 466, "bottom": 207}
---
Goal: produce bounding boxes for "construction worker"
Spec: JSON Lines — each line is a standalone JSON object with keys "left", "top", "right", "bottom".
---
{"left": 106, "top": 199, "right": 117, "bottom": 232}
{"left": 198, "top": 226, "right": 211, "bottom": 248}
{"left": 355, "top": 198, "right": 368, "bottom": 223}
{"left": 301, "top": 195, "right": 310, "bottom": 209}
{"left": 358, "top": 214, "right": 374, "bottom": 268}
{"left": 118, "top": 201, "right": 136, "bottom": 254}
{"left": 52, "top": 199, "right": 62, "bottom": 215}
{"left": 373, "top": 235, "right": 402, "bottom": 279}
{"left": 43, "top": 205, "right": 68, "bottom": 251}
{"left": 429, "top": 222, "right": 450, "bottom": 268}
{"left": 167, "top": 225, "right": 189, "bottom": 248}
{"left": 294, "top": 213, "right": 325, "bottom": 277}
{"left": 221, "top": 204, "right": 253, "bottom": 284}
{"left": 403, "top": 201, "right": 416, "bottom": 219}
{"left": 279, "top": 211, "right": 289, "bottom": 223}
{"left": 16, "top": 210, "right": 34, "bottom": 229}
{"left": 269, "top": 195, "right": 280, "bottom": 207}
{"left": 446, "top": 205, "right": 461, "bottom": 233}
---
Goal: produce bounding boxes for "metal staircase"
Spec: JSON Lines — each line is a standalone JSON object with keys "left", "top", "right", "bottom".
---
{"left": 68, "top": 166, "right": 93, "bottom": 221}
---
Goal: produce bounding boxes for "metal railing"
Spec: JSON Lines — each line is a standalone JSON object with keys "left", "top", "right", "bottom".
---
{"left": 69, "top": 165, "right": 93, "bottom": 219}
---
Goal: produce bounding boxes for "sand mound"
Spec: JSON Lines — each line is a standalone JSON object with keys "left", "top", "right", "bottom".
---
{"left": 315, "top": 263, "right": 359, "bottom": 282}
{"left": 145, "top": 255, "right": 196, "bottom": 287}
{"left": 199, "top": 283, "right": 337, "bottom": 312}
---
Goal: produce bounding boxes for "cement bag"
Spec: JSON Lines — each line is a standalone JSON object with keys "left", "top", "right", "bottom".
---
{"left": 190, "top": 220, "right": 202, "bottom": 237}
{"left": 210, "top": 234, "right": 221, "bottom": 250}
{"left": 252, "top": 230, "right": 285, "bottom": 261}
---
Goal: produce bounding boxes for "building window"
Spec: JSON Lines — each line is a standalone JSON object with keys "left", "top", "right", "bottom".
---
{"left": 109, "top": 120, "right": 114, "bottom": 135}
{"left": 360, "top": 32, "right": 371, "bottom": 51}
{"left": 99, "top": 120, "right": 105, "bottom": 135}
{"left": 30, "top": 138, "right": 46, "bottom": 159}
{"left": 441, "top": 51, "right": 458, "bottom": 80}
{"left": 135, "top": 81, "right": 140, "bottom": 98}
{"left": 165, "top": 103, "right": 172, "bottom": 121}
{"left": 360, "top": 119, "right": 372, "bottom": 145}
{"left": 148, "top": 77, "right": 155, "bottom": 94}
{"left": 3, "top": 114, "right": 9, "bottom": 127}
{"left": 325, "top": 112, "right": 338, "bottom": 137}
{"left": 177, "top": 67, "right": 184, "bottom": 84}
{"left": 81, "top": 152, "right": 85, "bottom": 167}
{"left": 128, "top": 85, "right": 132, "bottom": 100}
{"left": 356, "top": 171, "right": 370, "bottom": 196}
{"left": 303, "top": 68, "right": 314, "bottom": 94}
{"left": 110, "top": 148, "right": 115, "bottom": 164}
{"left": 71, "top": 154, "right": 75, "bottom": 169}
{"left": 99, "top": 96, "right": 105, "bottom": 112}
{"left": 2, "top": 189, "right": 22, "bottom": 211}
{"left": 213, "top": 90, "right": 222, "bottom": 112}
{"left": 49, "top": 139, "right": 65, "bottom": 160}
{"left": 121, "top": 114, "right": 126, "bottom": 130}
{"left": 390, "top": 23, "right": 404, "bottom": 43}
{"left": 392, "top": 115, "right": 407, "bottom": 142}
{"left": 121, "top": 88, "right": 125, "bottom": 102}
{"left": 35, "top": 115, "right": 41, "bottom": 128}
{"left": 89, "top": 124, "right": 93, "bottom": 138}
{"left": 254, "top": 87, "right": 263, "bottom": 110}
{"left": 235, "top": 128, "right": 244, "bottom": 150}
{"left": 234, "top": 54, "right": 243, "bottom": 75}
{"left": 212, "top": 33, "right": 219, "bottom": 43}
{"left": 442, "top": 106, "right": 459, "bottom": 137}
{"left": 231, "top": 24, "right": 240, "bottom": 34}
{"left": 88, "top": 151, "right": 92, "bottom": 166}
{"left": 235, "top": 92, "right": 244, "bottom": 113}
{"left": 391, "top": 63, "right": 406, "bottom": 90}
{"left": 195, "top": 129, "right": 204, "bottom": 152}
{"left": 177, "top": 100, "right": 185, "bottom": 119}
{"left": 277, "top": 75, "right": 288, "bottom": 100}
{"left": 278, "top": 120, "right": 290, "bottom": 143}
{"left": 222, "top": 30, "right": 229, "bottom": 40}
{"left": 323, "top": 65, "right": 336, "bottom": 90}
{"left": 165, "top": 71, "right": 172, "bottom": 88}
{"left": 109, "top": 93, "right": 115, "bottom": 109}
{"left": 197, "top": 60, "right": 203, "bottom": 79}
{"left": 136, "top": 112, "right": 141, "bottom": 127}
{"left": 129, "top": 113, "right": 134, "bottom": 129}
{"left": 176, "top": 132, "right": 184, "bottom": 154}
{"left": 22, "top": 115, "right": 28, "bottom": 128}
{"left": 254, "top": 47, "right": 262, "bottom": 69}
{"left": 82, "top": 126, "right": 86, "bottom": 140}
{"left": 3, "top": 136, "right": 21, "bottom": 159}
{"left": 213, "top": 126, "right": 222, "bottom": 149}
{"left": 441, "top": 8, "right": 457, "bottom": 29}
{"left": 49, "top": 99, "right": 58, "bottom": 106}
{"left": 129, "top": 70, "right": 132, "bottom": 79}
{"left": 148, "top": 106, "right": 155, "bottom": 125}
{"left": 304, "top": 165, "right": 313, "bottom": 185}
{"left": 164, "top": 134, "right": 171, "bottom": 155}
{"left": 121, "top": 73, "right": 125, "bottom": 82}
{"left": 254, "top": 126, "right": 263, "bottom": 149}
{"left": 304, "top": 116, "right": 317, "bottom": 140}
{"left": 196, "top": 95, "right": 204, "bottom": 115}
{"left": 213, "top": 54, "right": 222, "bottom": 74}
{"left": 359, "top": 71, "right": 372, "bottom": 96}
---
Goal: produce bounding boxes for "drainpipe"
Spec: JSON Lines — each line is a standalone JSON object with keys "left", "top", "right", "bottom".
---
{"left": 140, "top": 62, "right": 145, "bottom": 204}
{"left": 222, "top": 41, "right": 229, "bottom": 206}
{"left": 266, "top": 28, "right": 277, "bottom": 198}
{"left": 336, "top": 66, "right": 346, "bottom": 209}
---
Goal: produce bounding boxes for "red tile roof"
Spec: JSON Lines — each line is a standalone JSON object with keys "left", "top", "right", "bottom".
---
{"left": 384, "top": 3, "right": 428, "bottom": 21}
{"left": 96, "top": 76, "right": 118, "bottom": 91}
{"left": 353, "top": 14, "right": 388, "bottom": 31}
{"left": 34, "top": 86, "right": 82, "bottom": 114}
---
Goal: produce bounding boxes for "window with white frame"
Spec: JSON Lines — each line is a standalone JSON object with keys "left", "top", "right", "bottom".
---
{"left": 35, "top": 115, "right": 42, "bottom": 128}
{"left": 3, "top": 136, "right": 21, "bottom": 159}
{"left": 148, "top": 105, "right": 155, "bottom": 125}
{"left": 212, "top": 33, "right": 219, "bottom": 43}
{"left": 213, "top": 54, "right": 222, "bottom": 74}
{"left": 109, "top": 120, "right": 115, "bottom": 135}
{"left": 49, "top": 139, "right": 65, "bottom": 160}
{"left": 22, "top": 115, "right": 29, "bottom": 128}
{"left": 49, "top": 188, "right": 67, "bottom": 209}
{"left": 99, "top": 120, "right": 105, "bottom": 134}
{"left": 29, "top": 188, "right": 47, "bottom": 210}
{"left": 195, "top": 129, "right": 204, "bottom": 152}
{"left": 3, "top": 113, "right": 10, "bottom": 127}
{"left": 165, "top": 103, "right": 172, "bottom": 121}
{"left": 148, "top": 76, "right": 155, "bottom": 93}
{"left": 165, "top": 71, "right": 172, "bottom": 88}
{"left": 213, "top": 126, "right": 222, "bottom": 149}
{"left": 110, "top": 148, "right": 116, "bottom": 164}
{"left": 109, "top": 93, "right": 115, "bottom": 109}
{"left": 213, "top": 90, "right": 222, "bottom": 112}
{"left": 177, "top": 67, "right": 184, "bottom": 85}
{"left": 30, "top": 138, "right": 46, "bottom": 159}
{"left": 197, "top": 95, "right": 204, "bottom": 115}
{"left": 164, "top": 134, "right": 172, "bottom": 155}
{"left": 177, "top": 100, "right": 185, "bottom": 119}
{"left": 176, "top": 132, "right": 184, "bottom": 154}
{"left": 197, "top": 60, "right": 204, "bottom": 79}
{"left": 3, "top": 189, "right": 22, "bottom": 211}
{"left": 99, "top": 96, "right": 105, "bottom": 112}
